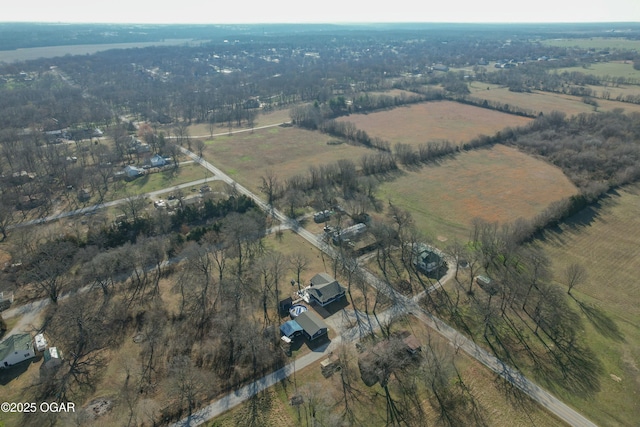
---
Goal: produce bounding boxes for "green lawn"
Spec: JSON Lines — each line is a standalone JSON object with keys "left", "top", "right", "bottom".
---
{"left": 542, "top": 37, "right": 640, "bottom": 52}
{"left": 555, "top": 62, "right": 640, "bottom": 82}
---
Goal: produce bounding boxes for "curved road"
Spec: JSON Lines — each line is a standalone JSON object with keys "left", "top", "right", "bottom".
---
{"left": 4, "top": 139, "right": 596, "bottom": 427}
{"left": 174, "top": 145, "right": 597, "bottom": 427}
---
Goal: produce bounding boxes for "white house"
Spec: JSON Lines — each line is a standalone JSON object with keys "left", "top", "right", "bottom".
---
{"left": 150, "top": 153, "right": 166, "bottom": 168}
{"left": 0, "top": 334, "right": 36, "bottom": 368}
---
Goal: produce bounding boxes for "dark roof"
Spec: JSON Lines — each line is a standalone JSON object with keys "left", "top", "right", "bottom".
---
{"left": 294, "top": 311, "right": 327, "bottom": 337}
{"left": 308, "top": 273, "right": 345, "bottom": 304}
{"left": 0, "top": 334, "right": 32, "bottom": 361}
{"left": 280, "top": 320, "right": 304, "bottom": 338}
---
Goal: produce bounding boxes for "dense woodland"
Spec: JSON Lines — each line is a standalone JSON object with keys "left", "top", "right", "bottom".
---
{"left": 1, "top": 22, "right": 640, "bottom": 426}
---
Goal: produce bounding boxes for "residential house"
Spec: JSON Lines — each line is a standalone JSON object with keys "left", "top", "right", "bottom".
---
{"left": 0, "top": 334, "right": 36, "bottom": 368}
{"left": 412, "top": 243, "right": 444, "bottom": 273}
{"left": 294, "top": 311, "right": 328, "bottom": 341}
{"left": 307, "top": 273, "right": 346, "bottom": 307}
{"left": 149, "top": 153, "right": 166, "bottom": 168}
{"left": 123, "top": 165, "right": 143, "bottom": 180}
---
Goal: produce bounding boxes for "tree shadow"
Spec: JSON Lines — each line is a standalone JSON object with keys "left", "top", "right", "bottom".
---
{"left": 573, "top": 296, "right": 625, "bottom": 342}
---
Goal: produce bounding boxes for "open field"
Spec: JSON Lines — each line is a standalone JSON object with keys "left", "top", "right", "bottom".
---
{"left": 531, "top": 184, "right": 640, "bottom": 426}
{"left": 209, "top": 315, "right": 565, "bottom": 427}
{"left": 337, "top": 101, "right": 532, "bottom": 146}
{"left": 200, "top": 125, "right": 371, "bottom": 195}
{"left": 376, "top": 144, "right": 578, "bottom": 242}
{"left": 555, "top": 61, "right": 640, "bottom": 82}
{"left": 468, "top": 82, "right": 640, "bottom": 116}
{"left": 586, "top": 83, "right": 640, "bottom": 99}
{"left": 0, "top": 39, "right": 197, "bottom": 63}
{"left": 542, "top": 37, "right": 640, "bottom": 52}
{"left": 468, "top": 82, "right": 594, "bottom": 116}
{"left": 182, "top": 108, "right": 294, "bottom": 138}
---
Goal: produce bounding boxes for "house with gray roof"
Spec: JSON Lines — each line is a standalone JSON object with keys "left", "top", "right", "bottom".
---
{"left": 307, "top": 273, "right": 346, "bottom": 307}
{"left": 294, "top": 311, "right": 328, "bottom": 341}
{"left": 0, "top": 333, "right": 36, "bottom": 368}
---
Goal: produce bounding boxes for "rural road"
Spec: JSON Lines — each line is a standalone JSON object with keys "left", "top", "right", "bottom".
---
{"left": 10, "top": 174, "right": 221, "bottom": 229}
{"left": 4, "top": 137, "right": 596, "bottom": 427}
{"left": 173, "top": 146, "right": 598, "bottom": 427}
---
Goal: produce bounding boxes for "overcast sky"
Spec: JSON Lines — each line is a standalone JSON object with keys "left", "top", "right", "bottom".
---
{"left": 3, "top": 0, "right": 639, "bottom": 24}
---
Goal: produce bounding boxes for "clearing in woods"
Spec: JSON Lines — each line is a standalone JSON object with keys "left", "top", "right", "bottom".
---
{"left": 336, "top": 100, "right": 532, "bottom": 146}
{"left": 376, "top": 144, "right": 578, "bottom": 241}
{"left": 532, "top": 184, "right": 640, "bottom": 426}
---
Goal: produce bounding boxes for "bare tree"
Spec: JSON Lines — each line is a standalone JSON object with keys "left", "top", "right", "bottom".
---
{"left": 194, "top": 139, "right": 206, "bottom": 158}
{"left": 259, "top": 170, "right": 281, "bottom": 206}
{"left": 40, "top": 293, "right": 114, "bottom": 402}
{"left": 289, "top": 253, "right": 309, "bottom": 289}
{"left": 564, "top": 263, "right": 588, "bottom": 296}
{"left": 23, "top": 239, "right": 78, "bottom": 303}
{"left": 118, "top": 192, "right": 147, "bottom": 222}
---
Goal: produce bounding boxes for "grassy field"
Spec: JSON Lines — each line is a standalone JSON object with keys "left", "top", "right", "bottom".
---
{"left": 200, "top": 125, "right": 371, "bottom": 195}
{"left": 337, "top": 100, "right": 532, "bottom": 146}
{"left": 183, "top": 107, "right": 294, "bottom": 138}
{"left": 468, "top": 81, "right": 640, "bottom": 116}
{"left": 586, "top": 83, "right": 640, "bottom": 99}
{"left": 555, "top": 61, "right": 640, "bottom": 81}
{"left": 376, "top": 144, "right": 578, "bottom": 242}
{"left": 531, "top": 184, "right": 640, "bottom": 426}
{"left": 0, "top": 39, "right": 197, "bottom": 63}
{"left": 542, "top": 37, "right": 640, "bottom": 52}
{"left": 209, "top": 315, "right": 565, "bottom": 427}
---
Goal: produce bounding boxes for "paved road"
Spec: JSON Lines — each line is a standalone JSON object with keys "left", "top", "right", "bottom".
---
{"left": 10, "top": 175, "right": 220, "bottom": 229}
{"left": 4, "top": 140, "right": 596, "bottom": 427}
{"left": 173, "top": 146, "right": 598, "bottom": 427}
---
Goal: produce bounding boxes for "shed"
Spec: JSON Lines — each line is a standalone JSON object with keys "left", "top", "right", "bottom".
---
{"left": 34, "top": 333, "right": 48, "bottom": 352}
{"left": 42, "top": 347, "right": 62, "bottom": 369}
{"left": 295, "top": 311, "right": 328, "bottom": 341}
{"left": 0, "top": 333, "right": 36, "bottom": 368}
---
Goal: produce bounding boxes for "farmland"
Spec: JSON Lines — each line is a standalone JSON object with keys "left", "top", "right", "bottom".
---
{"left": 336, "top": 101, "right": 532, "bottom": 146}
{"left": 200, "top": 125, "right": 371, "bottom": 194}
{"left": 541, "top": 37, "right": 640, "bottom": 51}
{"left": 376, "top": 144, "right": 578, "bottom": 241}
{"left": 468, "top": 82, "right": 640, "bottom": 116}
{"left": 531, "top": 185, "right": 640, "bottom": 426}
{"left": 0, "top": 39, "right": 196, "bottom": 63}
{"left": 555, "top": 61, "right": 640, "bottom": 82}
